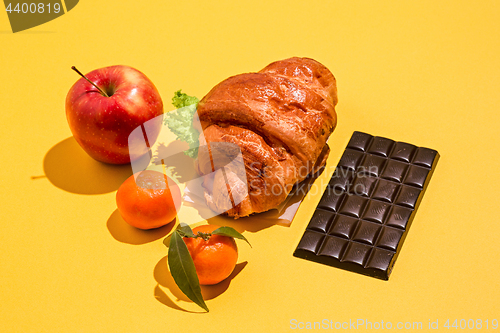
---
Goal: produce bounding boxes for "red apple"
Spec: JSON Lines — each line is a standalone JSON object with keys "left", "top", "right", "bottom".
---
{"left": 66, "top": 65, "right": 163, "bottom": 164}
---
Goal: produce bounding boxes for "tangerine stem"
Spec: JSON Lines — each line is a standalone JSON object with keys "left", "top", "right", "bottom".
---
{"left": 196, "top": 232, "right": 211, "bottom": 241}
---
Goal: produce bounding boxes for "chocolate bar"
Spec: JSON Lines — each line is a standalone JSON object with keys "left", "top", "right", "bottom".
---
{"left": 293, "top": 131, "right": 439, "bottom": 280}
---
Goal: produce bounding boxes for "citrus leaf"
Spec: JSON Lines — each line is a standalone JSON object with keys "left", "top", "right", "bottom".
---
{"left": 212, "top": 226, "right": 252, "bottom": 247}
{"left": 177, "top": 223, "right": 195, "bottom": 238}
{"left": 167, "top": 231, "right": 209, "bottom": 312}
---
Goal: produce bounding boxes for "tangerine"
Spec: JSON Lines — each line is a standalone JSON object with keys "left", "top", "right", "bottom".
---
{"left": 116, "top": 170, "right": 181, "bottom": 230}
{"left": 183, "top": 225, "right": 238, "bottom": 285}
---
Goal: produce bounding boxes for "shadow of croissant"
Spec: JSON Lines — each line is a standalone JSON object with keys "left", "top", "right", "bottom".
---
{"left": 206, "top": 213, "right": 282, "bottom": 233}
{"left": 151, "top": 141, "right": 196, "bottom": 184}
{"left": 153, "top": 255, "right": 248, "bottom": 311}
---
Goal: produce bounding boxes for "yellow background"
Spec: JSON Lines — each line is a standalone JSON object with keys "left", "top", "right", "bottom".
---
{"left": 1, "top": 0, "right": 499, "bottom": 332}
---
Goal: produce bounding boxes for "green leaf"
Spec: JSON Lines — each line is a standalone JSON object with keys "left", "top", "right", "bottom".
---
{"left": 176, "top": 223, "right": 195, "bottom": 238}
{"left": 212, "top": 226, "right": 252, "bottom": 248}
{"left": 167, "top": 231, "right": 209, "bottom": 312}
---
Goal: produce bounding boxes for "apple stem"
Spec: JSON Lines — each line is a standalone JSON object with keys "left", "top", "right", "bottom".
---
{"left": 71, "top": 66, "right": 110, "bottom": 97}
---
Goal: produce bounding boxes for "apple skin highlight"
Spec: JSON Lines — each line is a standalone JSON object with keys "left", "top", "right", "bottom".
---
{"left": 66, "top": 65, "right": 164, "bottom": 164}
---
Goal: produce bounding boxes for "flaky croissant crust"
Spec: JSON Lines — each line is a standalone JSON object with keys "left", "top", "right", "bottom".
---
{"left": 196, "top": 57, "right": 338, "bottom": 217}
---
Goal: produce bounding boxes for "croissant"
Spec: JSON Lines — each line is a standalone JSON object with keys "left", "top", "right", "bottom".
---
{"left": 195, "top": 57, "right": 338, "bottom": 218}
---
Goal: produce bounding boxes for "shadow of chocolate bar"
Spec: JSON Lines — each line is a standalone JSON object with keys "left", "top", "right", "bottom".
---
{"left": 293, "top": 131, "right": 439, "bottom": 280}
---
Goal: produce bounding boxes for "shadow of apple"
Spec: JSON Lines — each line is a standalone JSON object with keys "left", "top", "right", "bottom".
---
{"left": 43, "top": 137, "right": 141, "bottom": 194}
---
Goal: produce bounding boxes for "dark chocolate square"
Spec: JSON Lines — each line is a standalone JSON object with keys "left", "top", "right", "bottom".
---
{"left": 358, "top": 154, "right": 387, "bottom": 177}
{"left": 395, "top": 185, "right": 421, "bottom": 209}
{"left": 376, "top": 227, "right": 404, "bottom": 251}
{"left": 306, "top": 209, "right": 335, "bottom": 233}
{"left": 347, "top": 132, "right": 373, "bottom": 152}
{"left": 328, "top": 215, "right": 358, "bottom": 239}
{"left": 352, "top": 220, "right": 382, "bottom": 245}
{"left": 372, "top": 179, "right": 400, "bottom": 203}
{"left": 318, "top": 236, "right": 348, "bottom": 260}
{"left": 403, "top": 165, "right": 430, "bottom": 189}
{"left": 367, "top": 137, "right": 394, "bottom": 157}
{"left": 390, "top": 142, "right": 417, "bottom": 163}
{"left": 381, "top": 159, "right": 409, "bottom": 183}
{"left": 365, "top": 248, "right": 395, "bottom": 273}
{"left": 386, "top": 205, "right": 413, "bottom": 229}
{"left": 296, "top": 231, "right": 324, "bottom": 254}
{"left": 338, "top": 195, "right": 368, "bottom": 218}
{"left": 350, "top": 174, "right": 378, "bottom": 197}
{"left": 361, "top": 200, "right": 391, "bottom": 224}
{"left": 317, "top": 190, "right": 345, "bottom": 212}
{"left": 342, "top": 242, "right": 372, "bottom": 266}
{"left": 412, "top": 147, "right": 438, "bottom": 168}
{"left": 328, "top": 168, "right": 354, "bottom": 191}
{"left": 338, "top": 149, "right": 365, "bottom": 171}
{"left": 294, "top": 131, "right": 439, "bottom": 280}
